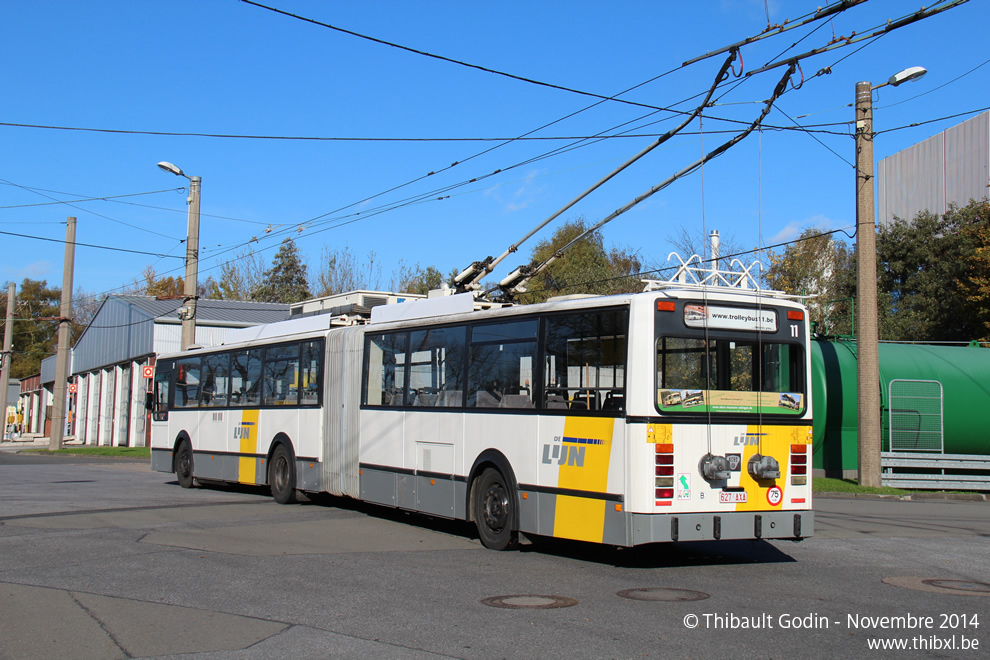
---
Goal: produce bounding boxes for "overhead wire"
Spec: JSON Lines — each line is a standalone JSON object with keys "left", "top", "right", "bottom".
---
{"left": 55, "top": 1, "right": 966, "bottom": 307}
{"left": 491, "top": 63, "right": 798, "bottom": 300}
{"left": 214, "top": 0, "right": 928, "bottom": 261}
{"left": 0, "top": 229, "right": 184, "bottom": 259}
{"left": 0, "top": 177, "right": 182, "bottom": 241}
{"left": 0, "top": 187, "right": 185, "bottom": 209}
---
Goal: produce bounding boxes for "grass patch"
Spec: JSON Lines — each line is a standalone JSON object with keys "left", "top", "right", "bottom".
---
{"left": 813, "top": 476, "right": 909, "bottom": 496}
{"left": 20, "top": 446, "right": 150, "bottom": 458}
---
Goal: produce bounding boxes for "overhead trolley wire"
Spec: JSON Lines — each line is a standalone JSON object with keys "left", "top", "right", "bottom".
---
{"left": 0, "top": 177, "right": 182, "bottom": 241}
{"left": 491, "top": 63, "right": 798, "bottom": 301}
{"left": 0, "top": 229, "right": 184, "bottom": 259}
{"left": 70, "top": 1, "right": 944, "bottom": 304}
{"left": 0, "top": 187, "right": 185, "bottom": 209}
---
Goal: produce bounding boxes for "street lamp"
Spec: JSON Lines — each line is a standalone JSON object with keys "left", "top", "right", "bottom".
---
{"left": 854, "top": 66, "right": 926, "bottom": 488}
{"left": 157, "top": 161, "right": 202, "bottom": 350}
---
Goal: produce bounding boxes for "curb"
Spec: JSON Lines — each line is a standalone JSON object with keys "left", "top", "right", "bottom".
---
{"left": 815, "top": 491, "right": 988, "bottom": 503}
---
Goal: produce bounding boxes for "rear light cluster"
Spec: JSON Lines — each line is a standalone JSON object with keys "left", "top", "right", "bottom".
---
{"left": 655, "top": 443, "right": 674, "bottom": 504}
{"left": 790, "top": 443, "right": 808, "bottom": 485}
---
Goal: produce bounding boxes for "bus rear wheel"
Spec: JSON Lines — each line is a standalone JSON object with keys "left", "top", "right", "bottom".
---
{"left": 269, "top": 444, "right": 297, "bottom": 505}
{"left": 175, "top": 440, "right": 195, "bottom": 489}
{"left": 474, "top": 468, "right": 519, "bottom": 551}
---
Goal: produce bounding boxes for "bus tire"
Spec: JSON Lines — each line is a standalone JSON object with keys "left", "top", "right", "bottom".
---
{"left": 474, "top": 468, "right": 519, "bottom": 551}
{"left": 175, "top": 440, "right": 195, "bottom": 489}
{"left": 269, "top": 444, "right": 297, "bottom": 505}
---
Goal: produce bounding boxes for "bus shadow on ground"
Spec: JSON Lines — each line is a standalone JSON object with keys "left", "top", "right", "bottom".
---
{"left": 305, "top": 491, "right": 798, "bottom": 569}
{"left": 179, "top": 483, "right": 799, "bottom": 569}
{"left": 521, "top": 536, "right": 799, "bottom": 569}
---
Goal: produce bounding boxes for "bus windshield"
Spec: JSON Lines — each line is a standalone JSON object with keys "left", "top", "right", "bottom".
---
{"left": 656, "top": 336, "right": 805, "bottom": 415}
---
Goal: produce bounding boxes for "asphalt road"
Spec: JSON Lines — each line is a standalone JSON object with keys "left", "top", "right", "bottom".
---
{"left": 1, "top": 452, "right": 988, "bottom": 659}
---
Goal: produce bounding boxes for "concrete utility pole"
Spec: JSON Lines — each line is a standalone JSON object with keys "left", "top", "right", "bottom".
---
{"left": 854, "top": 67, "right": 927, "bottom": 489}
{"left": 854, "top": 81, "right": 881, "bottom": 488}
{"left": 181, "top": 175, "right": 201, "bottom": 350}
{"left": 1, "top": 283, "right": 14, "bottom": 437}
{"left": 157, "top": 162, "right": 201, "bottom": 350}
{"left": 50, "top": 217, "right": 76, "bottom": 450}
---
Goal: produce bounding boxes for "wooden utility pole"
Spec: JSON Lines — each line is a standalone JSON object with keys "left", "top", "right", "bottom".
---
{"left": 0, "top": 283, "right": 14, "bottom": 438}
{"left": 50, "top": 217, "right": 76, "bottom": 450}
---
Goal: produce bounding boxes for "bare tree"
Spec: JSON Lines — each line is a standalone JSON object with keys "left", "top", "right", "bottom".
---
{"left": 211, "top": 247, "right": 267, "bottom": 300}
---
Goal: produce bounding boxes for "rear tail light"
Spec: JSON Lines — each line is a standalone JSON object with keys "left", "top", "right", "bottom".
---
{"left": 655, "top": 442, "right": 674, "bottom": 503}
{"left": 791, "top": 443, "right": 810, "bottom": 486}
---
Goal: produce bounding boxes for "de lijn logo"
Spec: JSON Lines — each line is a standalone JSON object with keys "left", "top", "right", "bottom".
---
{"left": 541, "top": 435, "right": 605, "bottom": 467}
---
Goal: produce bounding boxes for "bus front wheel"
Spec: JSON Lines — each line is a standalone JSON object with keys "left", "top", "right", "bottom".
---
{"left": 175, "top": 440, "right": 195, "bottom": 489}
{"left": 474, "top": 468, "right": 519, "bottom": 551}
{"left": 269, "top": 444, "right": 297, "bottom": 505}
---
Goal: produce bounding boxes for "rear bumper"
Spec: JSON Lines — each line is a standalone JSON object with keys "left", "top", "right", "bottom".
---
{"left": 630, "top": 510, "right": 813, "bottom": 544}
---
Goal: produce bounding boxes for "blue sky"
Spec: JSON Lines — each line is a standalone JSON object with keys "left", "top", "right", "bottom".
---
{"left": 2, "top": 0, "right": 988, "bottom": 301}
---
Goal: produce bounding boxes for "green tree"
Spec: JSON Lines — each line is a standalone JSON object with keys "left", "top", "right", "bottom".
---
{"left": 517, "top": 217, "right": 642, "bottom": 304}
{"left": 0, "top": 279, "right": 61, "bottom": 378}
{"left": 251, "top": 238, "right": 311, "bottom": 303}
{"left": 877, "top": 200, "right": 988, "bottom": 341}
{"left": 393, "top": 264, "right": 447, "bottom": 295}
{"left": 960, "top": 200, "right": 990, "bottom": 341}
{"left": 765, "top": 228, "right": 856, "bottom": 335}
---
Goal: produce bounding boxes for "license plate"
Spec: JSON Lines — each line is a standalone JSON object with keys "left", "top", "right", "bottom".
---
{"left": 719, "top": 491, "right": 747, "bottom": 503}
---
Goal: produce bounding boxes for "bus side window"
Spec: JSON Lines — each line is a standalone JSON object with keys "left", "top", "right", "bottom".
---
{"left": 543, "top": 309, "right": 628, "bottom": 414}
{"left": 300, "top": 340, "right": 323, "bottom": 405}
{"left": 153, "top": 370, "right": 171, "bottom": 421}
{"left": 231, "top": 349, "right": 263, "bottom": 407}
{"left": 201, "top": 353, "right": 230, "bottom": 407}
{"left": 364, "top": 333, "right": 409, "bottom": 407}
{"left": 264, "top": 343, "right": 301, "bottom": 406}
{"left": 174, "top": 358, "right": 201, "bottom": 408}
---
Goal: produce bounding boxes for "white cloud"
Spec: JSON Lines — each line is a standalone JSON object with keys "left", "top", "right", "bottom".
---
{"left": 487, "top": 170, "right": 546, "bottom": 214}
{"left": 3, "top": 260, "right": 53, "bottom": 281}
{"left": 769, "top": 214, "right": 844, "bottom": 244}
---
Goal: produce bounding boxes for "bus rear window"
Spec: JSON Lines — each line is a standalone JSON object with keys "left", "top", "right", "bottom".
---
{"left": 656, "top": 337, "right": 805, "bottom": 415}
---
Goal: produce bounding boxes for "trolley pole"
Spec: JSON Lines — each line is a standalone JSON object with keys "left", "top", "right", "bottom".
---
{"left": 1, "top": 283, "right": 14, "bottom": 438}
{"left": 855, "top": 81, "right": 881, "bottom": 488}
{"left": 50, "top": 217, "right": 76, "bottom": 450}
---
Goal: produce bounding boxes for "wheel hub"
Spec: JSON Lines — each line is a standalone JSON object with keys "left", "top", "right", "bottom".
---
{"left": 483, "top": 484, "right": 508, "bottom": 532}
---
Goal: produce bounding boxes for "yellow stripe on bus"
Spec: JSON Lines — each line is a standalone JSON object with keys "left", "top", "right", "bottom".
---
{"left": 553, "top": 417, "right": 614, "bottom": 543}
{"left": 238, "top": 409, "right": 260, "bottom": 484}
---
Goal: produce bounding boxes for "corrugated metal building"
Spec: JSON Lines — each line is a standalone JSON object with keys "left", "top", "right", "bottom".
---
{"left": 878, "top": 110, "right": 990, "bottom": 227}
{"left": 69, "top": 296, "right": 288, "bottom": 447}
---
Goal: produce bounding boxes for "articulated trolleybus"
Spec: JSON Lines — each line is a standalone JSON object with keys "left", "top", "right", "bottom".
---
{"left": 151, "top": 258, "right": 813, "bottom": 550}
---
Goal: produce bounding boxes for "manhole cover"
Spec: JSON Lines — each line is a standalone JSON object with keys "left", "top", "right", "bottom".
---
{"left": 883, "top": 576, "right": 990, "bottom": 597}
{"left": 922, "top": 579, "right": 990, "bottom": 594}
{"left": 480, "top": 595, "right": 578, "bottom": 609}
{"left": 617, "top": 587, "right": 710, "bottom": 602}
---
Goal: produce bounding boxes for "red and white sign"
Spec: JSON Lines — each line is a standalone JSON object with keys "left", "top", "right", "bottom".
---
{"left": 68, "top": 384, "right": 77, "bottom": 394}
{"left": 766, "top": 486, "right": 783, "bottom": 506}
{"left": 142, "top": 366, "right": 155, "bottom": 379}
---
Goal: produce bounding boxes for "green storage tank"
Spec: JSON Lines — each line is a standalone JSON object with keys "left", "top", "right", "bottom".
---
{"left": 811, "top": 339, "right": 990, "bottom": 477}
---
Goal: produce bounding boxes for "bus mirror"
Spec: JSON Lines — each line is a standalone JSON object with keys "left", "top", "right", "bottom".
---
{"left": 145, "top": 391, "right": 154, "bottom": 410}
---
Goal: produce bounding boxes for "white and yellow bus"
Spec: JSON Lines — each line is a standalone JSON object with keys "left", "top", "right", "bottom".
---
{"left": 151, "top": 281, "right": 813, "bottom": 550}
